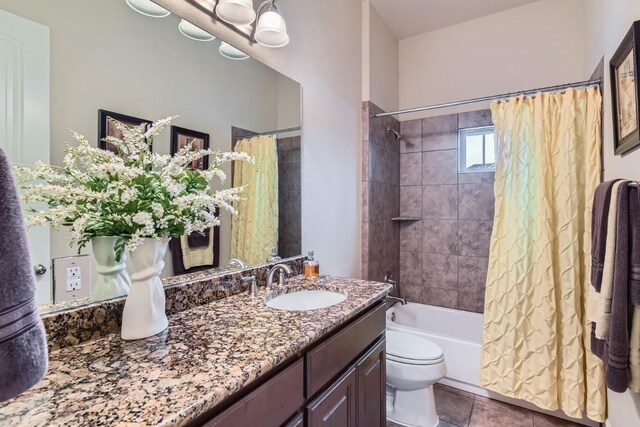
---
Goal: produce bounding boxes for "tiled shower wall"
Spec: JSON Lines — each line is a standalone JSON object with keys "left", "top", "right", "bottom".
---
{"left": 398, "top": 110, "right": 495, "bottom": 313}
{"left": 361, "top": 102, "right": 400, "bottom": 285}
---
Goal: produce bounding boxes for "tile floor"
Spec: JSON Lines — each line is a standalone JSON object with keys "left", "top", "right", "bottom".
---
{"left": 387, "top": 383, "right": 585, "bottom": 427}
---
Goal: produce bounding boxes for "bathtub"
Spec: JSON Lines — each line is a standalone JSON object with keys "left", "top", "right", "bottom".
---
{"left": 386, "top": 302, "right": 597, "bottom": 427}
{"left": 386, "top": 302, "right": 483, "bottom": 391}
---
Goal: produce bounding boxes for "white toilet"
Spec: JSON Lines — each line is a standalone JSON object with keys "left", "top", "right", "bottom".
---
{"left": 386, "top": 329, "right": 447, "bottom": 427}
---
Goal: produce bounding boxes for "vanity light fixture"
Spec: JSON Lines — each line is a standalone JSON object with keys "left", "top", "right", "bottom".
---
{"left": 125, "top": 0, "right": 171, "bottom": 18}
{"left": 219, "top": 41, "right": 250, "bottom": 60}
{"left": 254, "top": 0, "right": 289, "bottom": 48}
{"left": 216, "top": 0, "right": 256, "bottom": 26}
{"left": 178, "top": 19, "right": 216, "bottom": 41}
{"left": 213, "top": 0, "right": 290, "bottom": 48}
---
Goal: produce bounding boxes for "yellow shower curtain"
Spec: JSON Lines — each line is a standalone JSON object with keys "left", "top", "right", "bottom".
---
{"left": 480, "top": 87, "right": 606, "bottom": 422}
{"left": 230, "top": 135, "right": 278, "bottom": 265}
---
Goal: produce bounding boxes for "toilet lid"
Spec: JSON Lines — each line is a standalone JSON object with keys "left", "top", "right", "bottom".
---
{"left": 387, "top": 330, "right": 444, "bottom": 363}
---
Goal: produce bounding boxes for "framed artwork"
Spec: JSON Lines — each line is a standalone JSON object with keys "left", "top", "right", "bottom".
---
{"left": 170, "top": 126, "right": 210, "bottom": 170}
{"left": 169, "top": 126, "right": 217, "bottom": 274}
{"left": 610, "top": 21, "right": 640, "bottom": 156}
{"left": 98, "top": 109, "right": 152, "bottom": 153}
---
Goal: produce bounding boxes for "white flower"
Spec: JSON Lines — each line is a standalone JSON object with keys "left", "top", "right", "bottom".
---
{"left": 121, "top": 188, "right": 138, "bottom": 203}
{"left": 132, "top": 211, "right": 153, "bottom": 226}
{"left": 151, "top": 203, "right": 164, "bottom": 218}
{"left": 13, "top": 115, "right": 253, "bottom": 256}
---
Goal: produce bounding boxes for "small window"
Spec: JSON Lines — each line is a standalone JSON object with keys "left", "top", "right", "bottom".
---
{"left": 459, "top": 126, "right": 496, "bottom": 173}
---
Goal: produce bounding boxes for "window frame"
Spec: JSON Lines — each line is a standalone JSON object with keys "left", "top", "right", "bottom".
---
{"left": 458, "top": 125, "right": 496, "bottom": 174}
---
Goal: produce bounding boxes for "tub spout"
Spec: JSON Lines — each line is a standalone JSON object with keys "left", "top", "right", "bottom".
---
{"left": 388, "top": 295, "right": 407, "bottom": 305}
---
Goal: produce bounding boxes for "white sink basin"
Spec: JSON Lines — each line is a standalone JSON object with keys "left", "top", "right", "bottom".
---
{"left": 265, "top": 290, "right": 347, "bottom": 311}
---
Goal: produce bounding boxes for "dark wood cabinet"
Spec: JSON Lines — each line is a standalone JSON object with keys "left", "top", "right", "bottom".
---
{"left": 306, "top": 303, "right": 386, "bottom": 397}
{"left": 356, "top": 339, "right": 386, "bottom": 427}
{"left": 203, "top": 359, "right": 304, "bottom": 427}
{"left": 196, "top": 301, "right": 386, "bottom": 427}
{"left": 307, "top": 367, "right": 357, "bottom": 427}
{"left": 285, "top": 412, "right": 304, "bottom": 427}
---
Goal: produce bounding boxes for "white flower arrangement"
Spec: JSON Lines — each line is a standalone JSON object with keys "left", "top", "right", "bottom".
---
{"left": 14, "top": 116, "right": 253, "bottom": 260}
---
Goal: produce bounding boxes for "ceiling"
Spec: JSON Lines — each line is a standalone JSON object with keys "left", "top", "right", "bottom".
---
{"left": 368, "top": 0, "right": 541, "bottom": 39}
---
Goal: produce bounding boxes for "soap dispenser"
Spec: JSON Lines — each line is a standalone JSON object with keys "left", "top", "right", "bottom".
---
{"left": 303, "top": 251, "right": 319, "bottom": 278}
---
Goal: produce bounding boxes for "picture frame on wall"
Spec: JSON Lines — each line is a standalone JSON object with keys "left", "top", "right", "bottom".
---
{"left": 168, "top": 125, "right": 218, "bottom": 274}
{"left": 98, "top": 109, "right": 152, "bottom": 153}
{"left": 610, "top": 20, "right": 640, "bottom": 156}
{"left": 170, "top": 126, "right": 210, "bottom": 170}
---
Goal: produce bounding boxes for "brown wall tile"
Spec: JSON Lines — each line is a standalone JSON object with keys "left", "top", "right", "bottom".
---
{"left": 458, "top": 183, "right": 495, "bottom": 220}
{"left": 458, "top": 291, "right": 485, "bottom": 313}
{"left": 422, "top": 253, "right": 458, "bottom": 290}
{"left": 458, "top": 256, "right": 489, "bottom": 294}
{"left": 400, "top": 186, "right": 422, "bottom": 218}
{"left": 458, "top": 220, "right": 493, "bottom": 257}
{"left": 400, "top": 119, "right": 422, "bottom": 153}
{"left": 458, "top": 109, "right": 493, "bottom": 129}
{"left": 400, "top": 252, "right": 422, "bottom": 287}
{"left": 423, "top": 287, "right": 459, "bottom": 309}
{"left": 422, "top": 114, "right": 458, "bottom": 151}
{"left": 423, "top": 220, "right": 458, "bottom": 255}
{"left": 423, "top": 185, "right": 458, "bottom": 219}
{"left": 458, "top": 172, "right": 495, "bottom": 184}
{"left": 400, "top": 221, "right": 422, "bottom": 253}
{"left": 401, "top": 152, "right": 422, "bottom": 185}
{"left": 423, "top": 150, "right": 458, "bottom": 185}
{"left": 401, "top": 284, "right": 425, "bottom": 303}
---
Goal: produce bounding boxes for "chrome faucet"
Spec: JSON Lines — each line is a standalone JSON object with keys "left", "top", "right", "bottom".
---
{"left": 384, "top": 273, "right": 406, "bottom": 305}
{"left": 267, "top": 264, "right": 292, "bottom": 289}
{"left": 242, "top": 275, "right": 258, "bottom": 297}
{"left": 388, "top": 295, "right": 407, "bottom": 305}
{"left": 228, "top": 258, "right": 246, "bottom": 269}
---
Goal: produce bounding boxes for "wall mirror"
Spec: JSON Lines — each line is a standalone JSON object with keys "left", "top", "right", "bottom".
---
{"left": 0, "top": 0, "right": 302, "bottom": 313}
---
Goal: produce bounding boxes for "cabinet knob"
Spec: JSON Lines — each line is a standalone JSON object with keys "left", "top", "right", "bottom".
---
{"left": 34, "top": 264, "right": 47, "bottom": 276}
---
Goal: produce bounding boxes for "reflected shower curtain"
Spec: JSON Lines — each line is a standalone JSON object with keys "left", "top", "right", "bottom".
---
{"left": 230, "top": 135, "right": 278, "bottom": 265}
{"left": 480, "top": 87, "right": 606, "bottom": 422}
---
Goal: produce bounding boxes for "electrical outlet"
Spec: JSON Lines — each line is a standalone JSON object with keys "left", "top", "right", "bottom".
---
{"left": 53, "top": 255, "right": 91, "bottom": 304}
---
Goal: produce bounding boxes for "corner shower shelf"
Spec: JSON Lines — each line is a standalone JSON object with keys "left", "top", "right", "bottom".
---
{"left": 391, "top": 217, "right": 422, "bottom": 222}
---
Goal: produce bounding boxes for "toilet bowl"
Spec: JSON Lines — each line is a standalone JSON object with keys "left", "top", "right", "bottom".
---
{"left": 386, "top": 329, "right": 447, "bottom": 427}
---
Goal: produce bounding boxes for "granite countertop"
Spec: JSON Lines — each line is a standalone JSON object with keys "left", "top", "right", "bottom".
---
{"left": 0, "top": 275, "right": 391, "bottom": 427}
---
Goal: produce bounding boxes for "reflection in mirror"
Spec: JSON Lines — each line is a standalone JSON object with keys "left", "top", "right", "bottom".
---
{"left": 0, "top": 0, "right": 301, "bottom": 312}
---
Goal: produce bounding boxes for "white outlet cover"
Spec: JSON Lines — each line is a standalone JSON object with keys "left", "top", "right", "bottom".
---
{"left": 53, "top": 255, "right": 91, "bottom": 304}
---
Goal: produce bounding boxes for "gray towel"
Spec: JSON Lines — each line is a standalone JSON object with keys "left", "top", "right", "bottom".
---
{"left": 0, "top": 149, "right": 48, "bottom": 402}
{"left": 629, "top": 186, "right": 640, "bottom": 305}
{"left": 591, "top": 180, "right": 621, "bottom": 292}
{"left": 591, "top": 183, "right": 639, "bottom": 392}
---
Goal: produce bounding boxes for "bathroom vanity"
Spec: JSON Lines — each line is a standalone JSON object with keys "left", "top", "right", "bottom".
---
{"left": 199, "top": 301, "right": 386, "bottom": 427}
{"left": 0, "top": 275, "right": 391, "bottom": 427}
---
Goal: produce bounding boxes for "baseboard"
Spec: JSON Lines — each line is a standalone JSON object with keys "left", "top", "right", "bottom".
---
{"left": 438, "top": 378, "right": 599, "bottom": 427}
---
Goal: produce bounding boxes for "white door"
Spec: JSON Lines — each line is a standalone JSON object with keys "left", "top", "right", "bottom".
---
{"left": 0, "top": 9, "right": 51, "bottom": 304}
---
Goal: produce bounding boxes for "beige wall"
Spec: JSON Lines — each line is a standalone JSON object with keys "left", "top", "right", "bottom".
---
{"left": 584, "top": 2, "right": 640, "bottom": 424}
{"left": 584, "top": 0, "right": 640, "bottom": 183}
{"left": 157, "top": 0, "right": 363, "bottom": 277}
{"left": 362, "top": 1, "right": 399, "bottom": 113}
{"left": 398, "top": 0, "right": 586, "bottom": 121}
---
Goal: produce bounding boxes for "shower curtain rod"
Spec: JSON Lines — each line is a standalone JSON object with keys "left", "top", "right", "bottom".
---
{"left": 254, "top": 126, "right": 301, "bottom": 136}
{"left": 371, "top": 78, "right": 602, "bottom": 118}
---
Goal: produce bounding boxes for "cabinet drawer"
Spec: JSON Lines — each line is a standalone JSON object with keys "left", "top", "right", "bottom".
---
{"left": 307, "top": 367, "right": 357, "bottom": 427}
{"left": 306, "top": 302, "right": 385, "bottom": 397}
{"left": 284, "top": 412, "right": 303, "bottom": 427}
{"left": 204, "top": 358, "right": 304, "bottom": 427}
{"left": 357, "top": 338, "right": 386, "bottom": 427}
